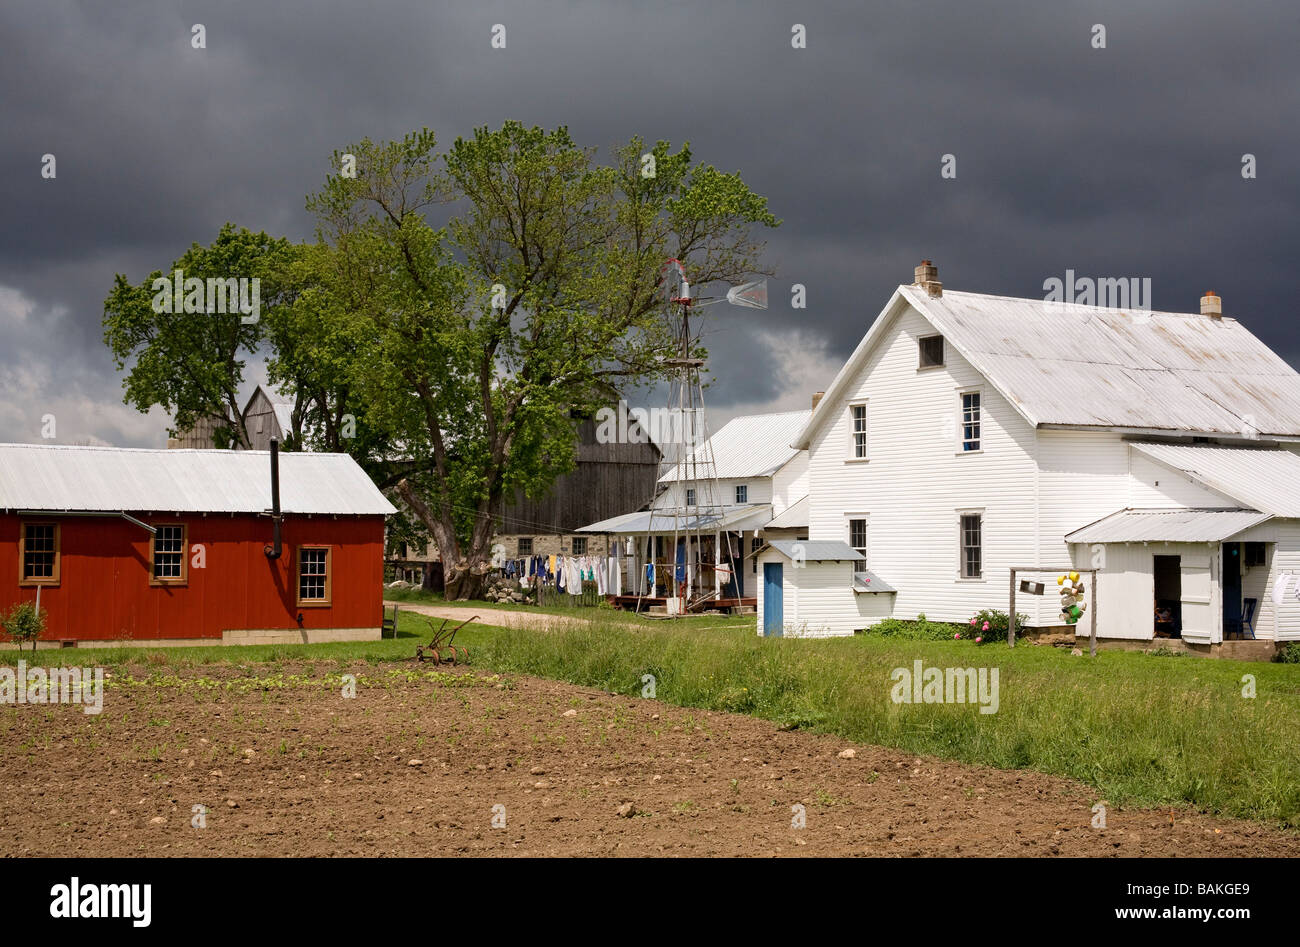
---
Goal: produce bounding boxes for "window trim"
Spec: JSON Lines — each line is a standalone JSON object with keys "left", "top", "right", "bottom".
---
{"left": 847, "top": 400, "right": 869, "bottom": 462}
{"left": 18, "top": 521, "right": 61, "bottom": 587}
{"left": 957, "top": 510, "right": 984, "bottom": 581}
{"left": 918, "top": 334, "right": 945, "bottom": 370}
{"left": 296, "top": 545, "right": 333, "bottom": 607}
{"left": 149, "top": 523, "right": 189, "bottom": 586}
{"left": 957, "top": 388, "right": 983, "bottom": 454}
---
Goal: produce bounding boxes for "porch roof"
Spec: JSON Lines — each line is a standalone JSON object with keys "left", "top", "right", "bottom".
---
{"left": 576, "top": 503, "right": 772, "bottom": 535}
{"left": 1064, "top": 507, "right": 1271, "bottom": 543}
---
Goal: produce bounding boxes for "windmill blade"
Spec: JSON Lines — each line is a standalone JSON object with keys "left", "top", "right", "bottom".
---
{"left": 726, "top": 279, "right": 768, "bottom": 310}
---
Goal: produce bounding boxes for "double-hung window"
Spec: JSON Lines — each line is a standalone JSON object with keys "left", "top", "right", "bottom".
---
{"left": 298, "top": 546, "right": 332, "bottom": 606}
{"left": 20, "top": 523, "right": 59, "bottom": 585}
{"left": 849, "top": 403, "right": 868, "bottom": 459}
{"left": 151, "top": 524, "right": 187, "bottom": 584}
{"left": 959, "top": 513, "right": 982, "bottom": 579}
{"left": 960, "top": 391, "right": 981, "bottom": 452}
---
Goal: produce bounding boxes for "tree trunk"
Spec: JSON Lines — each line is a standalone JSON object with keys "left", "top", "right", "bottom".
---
{"left": 395, "top": 478, "right": 492, "bottom": 601}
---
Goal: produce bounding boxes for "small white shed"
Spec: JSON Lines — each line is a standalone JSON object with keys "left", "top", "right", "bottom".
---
{"left": 754, "top": 540, "right": 896, "bottom": 637}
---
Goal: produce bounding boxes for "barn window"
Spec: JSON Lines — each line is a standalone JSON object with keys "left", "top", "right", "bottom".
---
{"left": 517, "top": 537, "right": 533, "bottom": 556}
{"left": 297, "top": 546, "right": 332, "bottom": 606}
{"left": 150, "top": 524, "right": 188, "bottom": 584}
{"left": 735, "top": 484, "right": 748, "bottom": 504}
{"left": 571, "top": 537, "right": 587, "bottom": 555}
{"left": 19, "top": 522, "right": 60, "bottom": 585}
{"left": 919, "top": 335, "right": 944, "bottom": 368}
{"left": 685, "top": 487, "right": 697, "bottom": 506}
{"left": 1244, "top": 542, "right": 1265, "bottom": 568}
{"left": 849, "top": 403, "right": 868, "bottom": 459}
{"left": 960, "top": 391, "right": 981, "bottom": 451}
{"left": 959, "top": 513, "right": 982, "bottom": 579}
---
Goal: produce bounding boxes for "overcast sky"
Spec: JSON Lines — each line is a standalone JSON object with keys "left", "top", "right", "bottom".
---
{"left": 3, "top": 0, "right": 1298, "bottom": 446}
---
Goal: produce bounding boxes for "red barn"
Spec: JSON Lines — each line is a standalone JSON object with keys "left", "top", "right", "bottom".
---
{"left": 0, "top": 443, "right": 394, "bottom": 647}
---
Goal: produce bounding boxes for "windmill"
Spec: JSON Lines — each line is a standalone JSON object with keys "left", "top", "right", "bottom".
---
{"left": 637, "top": 260, "right": 768, "bottom": 614}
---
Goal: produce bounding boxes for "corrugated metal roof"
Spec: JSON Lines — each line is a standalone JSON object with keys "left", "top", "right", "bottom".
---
{"left": 1064, "top": 508, "right": 1271, "bottom": 543}
{"left": 907, "top": 286, "right": 1300, "bottom": 436}
{"left": 764, "top": 539, "right": 863, "bottom": 561}
{"left": 764, "top": 495, "right": 808, "bottom": 529}
{"left": 0, "top": 443, "right": 395, "bottom": 515}
{"left": 660, "top": 410, "right": 809, "bottom": 482}
{"left": 578, "top": 504, "right": 771, "bottom": 534}
{"left": 1131, "top": 442, "right": 1300, "bottom": 518}
{"left": 797, "top": 285, "right": 1300, "bottom": 446}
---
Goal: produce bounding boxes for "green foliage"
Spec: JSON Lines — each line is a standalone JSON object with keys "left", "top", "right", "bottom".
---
{"left": 1, "top": 602, "right": 46, "bottom": 653}
{"left": 965, "top": 608, "right": 1028, "bottom": 643}
{"left": 1277, "top": 642, "right": 1300, "bottom": 664}
{"left": 869, "top": 617, "right": 966, "bottom": 641}
{"left": 102, "top": 225, "right": 296, "bottom": 448}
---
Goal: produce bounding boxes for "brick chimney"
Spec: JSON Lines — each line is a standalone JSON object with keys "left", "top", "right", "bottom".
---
{"left": 1201, "top": 290, "right": 1222, "bottom": 319}
{"left": 914, "top": 259, "right": 942, "bottom": 298}
{"left": 811, "top": 391, "right": 825, "bottom": 410}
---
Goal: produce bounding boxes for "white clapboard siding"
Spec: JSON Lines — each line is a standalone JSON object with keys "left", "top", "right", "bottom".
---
{"left": 805, "top": 305, "right": 1039, "bottom": 629}
{"left": 771, "top": 452, "right": 809, "bottom": 516}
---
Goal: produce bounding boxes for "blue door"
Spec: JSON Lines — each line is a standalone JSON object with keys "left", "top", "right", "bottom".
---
{"left": 763, "top": 562, "right": 783, "bottom": 637}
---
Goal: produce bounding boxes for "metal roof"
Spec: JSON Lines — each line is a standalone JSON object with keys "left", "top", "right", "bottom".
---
{"left": 763, "top": 539, "right": 863, "bottom": 562}
{"left": 764, "top": 495, "right": 808, "bottom": 529}
{"left": 798, "top": 285, "right": 1300, "bottom": 445}
{"left": 660, "top": 410, "right": 809, "bottom": 482}
{"left": 853, "top": 569, "right": 896, "bottom": 593}
{"left": 1064, "top": 508, "right": 1271, "bottom": 543}
{"left": 0, "top": 443, "right": 396, "bottom": 515}
{"left": 577, "top": 504, "right": 772, "bottom": 535}
{"left": 1131, "top": 442, "right": 1300, "bottom": 518}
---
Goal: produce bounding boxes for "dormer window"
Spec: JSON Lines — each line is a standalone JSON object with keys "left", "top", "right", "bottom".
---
{"left": 919, "top": 335, "right": 944, "bottom": 368}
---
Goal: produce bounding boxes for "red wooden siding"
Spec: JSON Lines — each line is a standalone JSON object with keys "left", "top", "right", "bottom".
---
{"left": 0, "top": 512, "right": 385, "bottom": 641}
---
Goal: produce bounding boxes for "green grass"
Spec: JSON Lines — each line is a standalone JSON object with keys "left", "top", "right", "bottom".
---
{"left": 6, "top": 613, "right": 1298, "bottom": 826}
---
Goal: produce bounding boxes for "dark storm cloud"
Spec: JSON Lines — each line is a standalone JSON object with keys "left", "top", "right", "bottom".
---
{"left": 3, "top": 0, "right": 1299, "bottom": 445}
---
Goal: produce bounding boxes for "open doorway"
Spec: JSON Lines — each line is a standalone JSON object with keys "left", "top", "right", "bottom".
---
{"left": 1222, "top": 542, "right": 1243, "bottom": 638}
{"left": 1153, "top": 555, "right": 1181, "bottom": 638}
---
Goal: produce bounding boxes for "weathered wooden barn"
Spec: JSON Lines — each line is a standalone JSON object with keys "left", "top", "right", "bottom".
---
{"left": 0, "top": 443, "right": 394, "bottom": 647}
{"left": 494, "top": 414, "right": 662, "bottom": 558}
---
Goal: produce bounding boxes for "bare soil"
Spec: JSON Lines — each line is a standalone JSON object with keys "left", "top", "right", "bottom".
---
{"left": 2, "top": 662, "right": 1296, "bottom": 857}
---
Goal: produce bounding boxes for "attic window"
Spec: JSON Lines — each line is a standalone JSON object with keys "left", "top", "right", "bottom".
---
{"left": 919, "top": 335, "right": 944, "bottom": 368}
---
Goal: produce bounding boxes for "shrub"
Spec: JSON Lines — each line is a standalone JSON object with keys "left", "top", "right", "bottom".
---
{"left": 963, "top": 608, "right": 1028, "bottom": 644}
{"left": 870, "top": 616, "right": 966, "bottom": 641}
{"left": 1277, "top": 642, "right": 1300, "bottom": 664}
{"left": 1, "top": 601, "right": 47, "bottom": 654}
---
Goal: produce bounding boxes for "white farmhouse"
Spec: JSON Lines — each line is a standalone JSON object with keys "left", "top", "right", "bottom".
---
{"left": 757, "top": 261, "right": 1300, "bottom": 657}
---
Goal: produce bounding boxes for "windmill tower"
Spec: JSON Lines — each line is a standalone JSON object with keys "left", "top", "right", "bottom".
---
{"left": 640, "top": 260, "right": 767, "bottom": 613}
